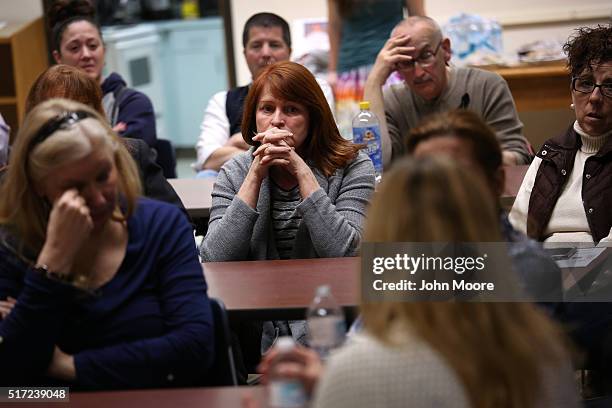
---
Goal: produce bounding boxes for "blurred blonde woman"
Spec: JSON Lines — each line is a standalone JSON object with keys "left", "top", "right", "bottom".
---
{"left": 259, "top": 156, "right": 579, "bottom": 408}
{"left": 314, "top": 157, "right": 578, "bottom": 408}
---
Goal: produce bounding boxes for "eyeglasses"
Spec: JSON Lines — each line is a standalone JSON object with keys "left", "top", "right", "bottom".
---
{"left": 396, "top": 41, "right": 443, "bottom": 71}
{"left": 572, "top": 77, "right": 612, "bottom": 98}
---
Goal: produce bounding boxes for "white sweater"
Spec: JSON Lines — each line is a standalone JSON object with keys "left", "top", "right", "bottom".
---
{"left": 312, "top": 327, "right": 579, "bottom": 408}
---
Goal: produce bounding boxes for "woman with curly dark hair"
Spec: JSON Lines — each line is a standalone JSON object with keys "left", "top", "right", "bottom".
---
{"left": 510, "top": 24, "right": 612, "bottom": 245}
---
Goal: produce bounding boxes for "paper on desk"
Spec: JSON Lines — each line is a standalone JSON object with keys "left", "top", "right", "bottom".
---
{"left": 0, "top": 21, "right": 7, "bottom": 31}
{"left": 555, "top": 247, "right": 606, "bottom": 268}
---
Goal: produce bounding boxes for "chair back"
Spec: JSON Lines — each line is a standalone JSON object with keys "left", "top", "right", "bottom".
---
{"left": 207, "top": 297, "right": 238, "bottom": 386}
{"left": 154, "top": 138, "right": 177, "bottom": 179}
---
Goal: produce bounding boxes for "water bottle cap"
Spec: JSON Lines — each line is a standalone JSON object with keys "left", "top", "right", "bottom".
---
{"left": 359, "top": 101, "right": 370, "bottom": 110}
{"left": 315, "top": 285, "right": 331, "bottom": 297}
{"left": 275, "top": 336, "right": 296, "bottom": 352}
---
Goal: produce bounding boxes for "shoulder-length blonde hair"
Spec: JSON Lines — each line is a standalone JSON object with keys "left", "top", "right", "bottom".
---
{"left": 241, "top": 61, "right": 360, "bottom": 177}
{"left": 0, "top": 98, "right": 141, "bottom": 257}
{"left": 361, "top": 156, "right": 569, "bottom": 408}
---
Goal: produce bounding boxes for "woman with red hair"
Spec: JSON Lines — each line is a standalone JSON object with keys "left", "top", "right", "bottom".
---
{"left": 200, "top": 61, "right": 374, "bottom": 351}
{"left": 201, "top": 61, "right": 374, "bottom": 262}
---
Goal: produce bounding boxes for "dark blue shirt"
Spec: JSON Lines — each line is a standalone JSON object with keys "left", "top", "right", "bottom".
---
{"left": 102, "top": 73, "right": 157, "bottom": 147}
{"left": 0, "top": 198, "right": 213, "bottom": 389}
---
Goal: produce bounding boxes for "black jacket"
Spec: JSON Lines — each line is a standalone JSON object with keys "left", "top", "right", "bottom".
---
{"left": 123, "top": 138, "right": 188, "bottom": 221}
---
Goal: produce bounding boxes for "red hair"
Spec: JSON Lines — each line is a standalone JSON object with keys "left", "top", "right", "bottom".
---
{"left": 241, "top": 61, "right": 360, "bottom": 177}
{"left": 25, "top": 65, "right": 105, "bottom": 115}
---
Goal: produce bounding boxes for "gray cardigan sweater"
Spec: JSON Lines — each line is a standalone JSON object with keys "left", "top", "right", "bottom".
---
{"left": 200, "top": 149, "right": 375, "bottom": 261}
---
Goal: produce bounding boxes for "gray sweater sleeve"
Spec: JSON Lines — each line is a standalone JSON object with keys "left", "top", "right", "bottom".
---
{"left": 296, "top": 153, "right": 375, "bottom": 257}
{"left": 383, "top": 86, "right": 408, "bottom": 161}
{"left": 382, "top": 69, "right": 532, "bottom": 165}
{"left": 199, "top": 160, "right": 259, "bottom": 262}
{"left": 481, "top": 74, "right": 532, "bottom": 164}
{"left": 200, "top": 150, "right": 375, "bottom": 261}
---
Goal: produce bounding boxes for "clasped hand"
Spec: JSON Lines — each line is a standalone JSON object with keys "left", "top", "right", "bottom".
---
{"left": 251, "top": 127, "right": 308, "bottom": 178}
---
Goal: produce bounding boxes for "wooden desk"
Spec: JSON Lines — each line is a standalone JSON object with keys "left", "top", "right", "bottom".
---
{"left": 172, "top": 166, "right": 528, "bottom": 220}
{"left": 486, "top": 62, "right": 571, "bottom": 112}
{"left": 501, "top": 164, "right": 529, "bottom": 208}
{"left": 203, "top": 249, "right": 604, "bottom": 319}
{"left": 204, "top": 257, "right": 360, "bottom": 320}
{"left": 17, "top": 386, "right": 266, "bottom": 408}
{"left": 168, "top": 178, "right": 214, "bottom": 218}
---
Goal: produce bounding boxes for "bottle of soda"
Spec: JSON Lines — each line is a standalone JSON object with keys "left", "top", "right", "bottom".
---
{"left": 352, "top": 101, "right": 383, "bottom": 183}
{"left": 306, "top": 285, "right": 346, "bottom": 361}
{"left": 268, "top": 336, "right": 308, "bottom": 408}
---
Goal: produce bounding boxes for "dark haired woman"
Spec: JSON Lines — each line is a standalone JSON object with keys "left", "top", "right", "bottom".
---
{"left": 509, "top": 25, "right": 612, "bottom": 396}
{"left": 48, "top": 0, "right": 157, "bottom": 147}
{"left": 510, "top": 25, "right": 612, "bottom": 245}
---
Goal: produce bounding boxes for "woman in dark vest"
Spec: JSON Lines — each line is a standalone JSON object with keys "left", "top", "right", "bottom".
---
{"left": 510, "top": 25, "right": 612, "bottom": 245}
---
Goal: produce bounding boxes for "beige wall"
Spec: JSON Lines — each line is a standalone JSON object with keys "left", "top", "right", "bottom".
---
{"left": 230, "top": 0, "right": 610, "bottom": 84}
{"left": 0, "top": 0, "right": 43, "bottom": 21}
{"left": 427, "top": 0, "right": 610, "bottom": 25}
{"left": 229, "top": 0, "right": 609, "bottom": 148}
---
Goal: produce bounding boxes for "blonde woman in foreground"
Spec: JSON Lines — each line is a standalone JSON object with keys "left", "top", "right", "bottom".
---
{"left": 257, "top": 156, "right": 579, "bottom": 408}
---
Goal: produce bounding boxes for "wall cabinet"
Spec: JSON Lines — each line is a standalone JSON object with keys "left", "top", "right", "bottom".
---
{"left": 102, "top": 18, "right": 228, "bottom": 148}
{"left": 0, "top": 18, "right": 49, "bottom": 137}
{"left": 158, "top": 18, "right": 228, "bottom": 148}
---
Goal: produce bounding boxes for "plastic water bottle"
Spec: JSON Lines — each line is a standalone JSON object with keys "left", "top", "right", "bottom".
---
{"left": 490, "top": 21, "right": 503, "bottom": 54}
{"left": 352, "top": 101, "right": 383, "bottom": 183}
{"left": 269, "top": 336, "right": 308, "bottom": 408}
{"left": 444, "top": 14, "right": 470, "bottom": 62}
{"left": 466, "top": 15, "right": 485, "bottom": 55}
{"left": 306, "top": 285, "right": 346, "bottom": 361}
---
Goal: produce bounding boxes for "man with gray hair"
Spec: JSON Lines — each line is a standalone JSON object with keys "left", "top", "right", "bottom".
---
{"left": 364, "top": 16, "right": 531, "bottom": 166}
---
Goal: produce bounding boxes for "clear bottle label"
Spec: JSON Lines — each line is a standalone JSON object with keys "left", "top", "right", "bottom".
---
{"left": 353, "top": 126, "right": 383, "bottom": 174}
{"left": 269, "top": 379, "right": 307, "bottom": 408}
